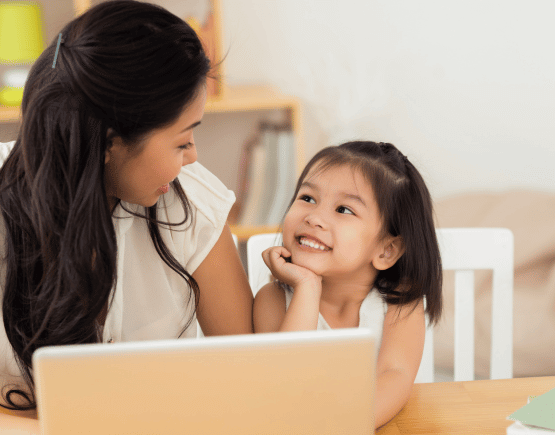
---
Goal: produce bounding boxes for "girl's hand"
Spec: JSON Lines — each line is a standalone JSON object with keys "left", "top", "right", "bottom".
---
{"left": 262, "top": 246, "right": 322, "bottom": 289}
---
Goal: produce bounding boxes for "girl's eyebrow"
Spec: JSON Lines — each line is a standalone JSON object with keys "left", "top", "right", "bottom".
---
{"left": 300, "top": 181, "right": 318, "bottom": 190}
{"left": 340, "top": 192, "right": 366, "bottom": 207}
{"left": 301, "top": 181, "right": 366, "bottom": 207}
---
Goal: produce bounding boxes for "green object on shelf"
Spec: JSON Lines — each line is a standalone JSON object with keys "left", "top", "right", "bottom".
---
{"left": 0, "top": 1, "right": 45, "bottom": 108}
{"left": 0, "top": 1, "right": 45, "bottom": 63}
{"left": 0, "top": 87, "right": 24, "bottom": 106}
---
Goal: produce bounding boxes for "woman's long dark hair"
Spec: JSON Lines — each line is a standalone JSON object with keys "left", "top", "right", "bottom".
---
{"left": 286, "top": 141, "right": 443, "bottom": 325}
{"left": 0, "top": 0, "right": 210, "bottom": 410}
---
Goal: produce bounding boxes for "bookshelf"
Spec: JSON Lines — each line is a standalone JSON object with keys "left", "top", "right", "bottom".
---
{"left": 205, "top": 86, "right": 304, "bottom": 241}
{"left": 0, "top": 87, "right": 303, "bottom": 242}
{"left": 0, "top": 107, "right": 19, "bottom": 122}
{"left": 0, "top": 1, "right": 304, "bottom": 243}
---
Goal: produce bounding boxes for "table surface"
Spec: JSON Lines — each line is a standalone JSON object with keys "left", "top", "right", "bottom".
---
{"left": 1, "top": 376, "right": 554, "bottom": 434}
{"left": 377, "top": 376, "right": 555, "bottom": 435}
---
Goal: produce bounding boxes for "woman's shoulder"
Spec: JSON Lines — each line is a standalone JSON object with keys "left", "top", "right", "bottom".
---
{"left": 179, "top": 161, "right": 234, "bottom": 201}
{"left": 175, "top": 161, "right": 235, "bottom": 226}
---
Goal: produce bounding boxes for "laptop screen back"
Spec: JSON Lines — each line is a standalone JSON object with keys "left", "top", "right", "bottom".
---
{"left": 34, "top": 328, "right": 375, "bottom": 435}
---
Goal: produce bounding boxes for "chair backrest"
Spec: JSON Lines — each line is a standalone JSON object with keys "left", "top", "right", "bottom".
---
{"left": 416, "top": 227, "right": 513, "bottom": 383}
{"left": 246, "top": 228, "right": 514, "bottom": 383}
{"left": 246, "top": 232, "right": 282, "bottom": 295}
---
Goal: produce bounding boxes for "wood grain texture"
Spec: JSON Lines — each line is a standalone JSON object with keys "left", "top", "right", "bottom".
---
{"left": 377, "top": 376, "right": 555, "bottom": 435}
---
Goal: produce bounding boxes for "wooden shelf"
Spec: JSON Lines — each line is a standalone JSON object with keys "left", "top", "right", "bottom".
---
{"left": 205, "top": 86, "right": 299, "bottom": 113}
{"left": 229, "top": 224, "right": 280, "bottom": 242}
{"left": 0, "top": 1, "right": 301, "bottom": 249}
{"left": 1, "top": 86, "right": 298, "bottom": 121}
{"left": 0, "top": 106, "right": 21, "bottom": 123}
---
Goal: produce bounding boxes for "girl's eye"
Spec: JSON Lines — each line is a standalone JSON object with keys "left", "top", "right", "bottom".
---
{"left": 299, "top": 195, "right": 315, "bottom": 204}
{"left": 179, "top": 142, "right": 193, "bottom": 150}
{"left": 336, "top": 206, "right": 354, "bottom": 215}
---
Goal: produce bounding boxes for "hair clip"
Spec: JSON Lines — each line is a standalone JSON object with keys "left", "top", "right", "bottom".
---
{"left": 52, "top": 33, "right": 63, "bottom": 69}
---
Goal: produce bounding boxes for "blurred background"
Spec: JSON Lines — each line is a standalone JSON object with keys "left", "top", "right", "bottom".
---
{"left": 219, "top": 0, "right": 555, "bottom": 200}
{"left": 1, "top": 0, "right": 554, "bottom": 379}
{"left": 2, "top": 0, "right": 554, "bottom": 199}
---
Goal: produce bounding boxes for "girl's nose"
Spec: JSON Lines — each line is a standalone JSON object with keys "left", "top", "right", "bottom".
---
{"left": 304, "top": 211, "right": 326, "bottom": 229}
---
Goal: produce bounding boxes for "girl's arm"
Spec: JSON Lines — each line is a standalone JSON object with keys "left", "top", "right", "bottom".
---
{"left": 253, "top": 246, "right": 322, "bottom": 332}
{"left": 193, "top": 224, "right": 254, "bottom": 335}
{"left": 375, "top": 299, "right": 426, "bottom": 429}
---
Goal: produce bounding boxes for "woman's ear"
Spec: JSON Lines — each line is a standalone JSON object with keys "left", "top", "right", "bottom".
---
{"left": 105, "top": 129, "right": 122, "bottom": 164}
{"left": 372, "top": 236, "right": 405, "bottom": 271}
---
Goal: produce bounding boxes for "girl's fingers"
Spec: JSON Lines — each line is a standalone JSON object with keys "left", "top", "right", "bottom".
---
{"left": 261, "top": 246, "right": 318, "bottom": 287}
{"left": 262, "top": 246, "right": 291, "bottom": 269}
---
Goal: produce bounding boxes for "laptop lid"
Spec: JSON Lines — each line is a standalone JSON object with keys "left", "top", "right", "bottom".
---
{"left": 33, "top": 328, "right": 375, "bottom": 435}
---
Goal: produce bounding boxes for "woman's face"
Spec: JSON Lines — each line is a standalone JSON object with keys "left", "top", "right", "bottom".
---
{"left": 104, "top": 87, "right": 207, "bottom": 210}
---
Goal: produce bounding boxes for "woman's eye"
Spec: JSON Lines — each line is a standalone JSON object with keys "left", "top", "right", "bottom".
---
{"left": 337, "top": 206, "right": 354, "bottom": 215}
{"left": 179, "top": 143, "right": 193, "bottom": 150}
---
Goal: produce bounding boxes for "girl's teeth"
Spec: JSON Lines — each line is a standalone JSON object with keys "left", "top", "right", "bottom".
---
{"left": 300, "top": 237, "right": 327, "bottom": 251}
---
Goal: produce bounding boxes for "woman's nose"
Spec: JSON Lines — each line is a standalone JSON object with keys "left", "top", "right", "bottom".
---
{"left": 183, "top": 144, "right": 197, "bottom": 166}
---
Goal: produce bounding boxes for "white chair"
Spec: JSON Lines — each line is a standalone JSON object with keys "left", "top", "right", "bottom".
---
{"left": 246, "top": 232, "right": 282, "bottom": 295}
{"left": 246, "top": 229, "right": 514, "bottom": 383}
{"left": 416, "top": 227, "right": 514, "bottom": 383}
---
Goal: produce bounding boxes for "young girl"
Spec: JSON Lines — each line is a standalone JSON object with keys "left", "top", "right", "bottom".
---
{"left": 0, "top": 0, "right": 252, "bottom": 412}
{"left": 253, "top": 141, "right": 442, "bottom": 429}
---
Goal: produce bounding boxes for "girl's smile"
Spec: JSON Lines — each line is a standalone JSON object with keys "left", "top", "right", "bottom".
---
{"left": 296, "top": 235, "right": 332, "bottom": 251}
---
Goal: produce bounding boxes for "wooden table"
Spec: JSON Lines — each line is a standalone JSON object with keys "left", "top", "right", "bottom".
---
{"left": 377, "top": 376, "right": 555, "bottom": 435}
{"left": 1, "top": 376, "right": 554, "bottom": 434}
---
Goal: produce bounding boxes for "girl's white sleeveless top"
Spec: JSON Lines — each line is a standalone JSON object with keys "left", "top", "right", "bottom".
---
{"left": 284, "top": 287, "right": 388, "bottom": 352}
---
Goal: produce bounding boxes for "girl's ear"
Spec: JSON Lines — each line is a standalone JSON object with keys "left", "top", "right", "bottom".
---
{"left": 373, "top": 236, "right": 405, "bottom": 271}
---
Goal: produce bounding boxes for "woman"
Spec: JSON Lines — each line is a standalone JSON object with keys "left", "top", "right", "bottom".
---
{"left": 0, "top": 0, "right": 252, "bottom": 411}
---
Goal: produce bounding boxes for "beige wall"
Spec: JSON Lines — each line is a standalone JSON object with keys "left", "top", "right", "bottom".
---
{"left": 3, "top": 1, "right": 555, "bottom": 200}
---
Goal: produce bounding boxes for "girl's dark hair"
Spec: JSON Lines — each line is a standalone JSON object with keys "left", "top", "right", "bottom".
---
{"left": 288, "top": 141, "right": 442, "bottom": 325}
{"left": 0, "top": 0, "right": 210, "bottom": 410}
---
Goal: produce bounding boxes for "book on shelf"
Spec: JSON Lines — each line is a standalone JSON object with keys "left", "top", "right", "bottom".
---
{"left": 265, "top": 129, "right": 296, "bottom": 225}
{"left": 507, "top": 388, "right": 555, "bottom": 434}
{"left": 234, "top": 122, "right": 296, "bottom": 228}
{"left": 236, "top": 132, "right": 267, "bottom": 226}
{"left": 255, "top": 128, "right": 279, "bottom": 225}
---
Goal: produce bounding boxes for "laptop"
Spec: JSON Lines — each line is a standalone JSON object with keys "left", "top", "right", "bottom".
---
{"left": 33, "top": 328, "right": 376, "bottom": 435}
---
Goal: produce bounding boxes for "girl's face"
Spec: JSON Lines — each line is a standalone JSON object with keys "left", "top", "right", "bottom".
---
{"left": 283, "top": 163, "right": 389, "bottom": 284}
{"left": 104, "top": 87, "right": 207, "bottom": 210}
